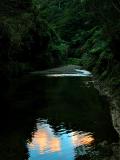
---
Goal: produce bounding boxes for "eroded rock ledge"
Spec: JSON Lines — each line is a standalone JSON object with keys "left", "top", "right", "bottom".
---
{"left": 94, "top": 79, "right": 120, "bottom": 160}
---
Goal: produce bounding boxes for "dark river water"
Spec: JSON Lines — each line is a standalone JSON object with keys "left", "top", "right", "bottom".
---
{"left": 0, "top": 72, "right": 118, "bottom": 160}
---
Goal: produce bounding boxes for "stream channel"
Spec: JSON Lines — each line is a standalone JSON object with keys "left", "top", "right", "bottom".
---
{"left": 0, "top": 65, "right": 119, "bottom": 160}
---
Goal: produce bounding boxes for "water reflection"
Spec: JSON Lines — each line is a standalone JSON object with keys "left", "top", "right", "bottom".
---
{"left": 28, "top": 119, "right": 95, "bottom": 160}
{"left": 0, "top": 73, "right": 118, "bottom": 160}
{"left": 28, "top": 125, "right": 61, "bottom": 154}
{"left": 71, "top": 132, "right": 94, "bottom": 146}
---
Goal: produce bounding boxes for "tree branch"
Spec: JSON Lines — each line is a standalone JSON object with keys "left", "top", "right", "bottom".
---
{"left": 112, "top": 0, "right": 120, "bottom": 13}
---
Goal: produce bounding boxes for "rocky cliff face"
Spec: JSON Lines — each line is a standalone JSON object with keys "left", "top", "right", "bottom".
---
{"left": 110, "top": 99, "right": 120, "bottom": 137}
{"left": 94, "top": 79, "right": 120, "bottom": 160}
{"left": 107, "top": 98, "right": 120, "bottom": 160}
{"left": 94, "top": 80, "right": 120, "bottom": 136}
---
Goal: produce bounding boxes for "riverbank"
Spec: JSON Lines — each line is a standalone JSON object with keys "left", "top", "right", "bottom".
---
{"left": 31, "top": 65, "right": 120, "bottom": 135}
{"left": 93, "top": 78, "right": 120, "bottom": 160}
{"left": 24, "top": 65, "right": 120, "bottom": 160}
{"left": 1, "top": 64, "right": 119, "bottom": 160}
{"left": 31, "top": 65, "right": 82, "bottom": 74}
{"left": 31, "top": 64, "right": 120, "bottom": 160}
{"left": 94, "top": 79, "right": 120, "bottom": 136}
{"left": 12, "top": 64, "right": 120, "bottom": 140}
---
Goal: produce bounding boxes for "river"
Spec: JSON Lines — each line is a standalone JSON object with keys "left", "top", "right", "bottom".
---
{"left": 0, "top": 65, "right": 118, "bottom": 160}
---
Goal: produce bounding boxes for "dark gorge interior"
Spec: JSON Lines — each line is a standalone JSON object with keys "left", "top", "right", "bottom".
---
{"left": 0, "top": 0, "right": 120, "bottom": 160}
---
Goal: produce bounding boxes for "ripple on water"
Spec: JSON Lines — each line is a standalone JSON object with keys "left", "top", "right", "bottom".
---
{"left": 27, "top": 119, "right": 95, "bottom": 160}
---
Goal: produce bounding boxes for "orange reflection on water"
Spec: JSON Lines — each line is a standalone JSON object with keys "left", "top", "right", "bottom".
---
{"left": 28, "top": 128, "right": 61, "bottom": 154}
{"left": 50, "top": 138, "right": 61, "bottom": 152}
{"left": 71, "top": 132, "right": 94, "bottom": 146}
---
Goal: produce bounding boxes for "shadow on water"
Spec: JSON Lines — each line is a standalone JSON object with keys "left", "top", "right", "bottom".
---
{"left": 0, "top": 74, "right": 119, "bottom": 160}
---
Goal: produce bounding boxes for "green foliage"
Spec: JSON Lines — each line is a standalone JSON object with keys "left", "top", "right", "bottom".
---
{"left": 0, "top": 0, "right": 32, "bottom": 16}
{"left": 49, "top": 42, "right": 68, "bottom": 58}
{"left": 38, "top": 0, "right": 120, "bottom": 74}
{"left": 79, "top": 28, "right": 113, "bottom": 71}
{"left": 0, "top": 0, "right": 65, "bottom": 78}
{"left": 0, "top": 23, "right": 10, "bottom": 62}
{"left": 66, "top": 58, "right": 81, "bottom": 65}
{"left": 0, "top": 0, "right": 120, "bottom": 83}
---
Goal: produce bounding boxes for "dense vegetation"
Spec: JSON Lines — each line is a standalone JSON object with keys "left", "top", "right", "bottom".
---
{"left": 0, "top": 2, "right": 120, "bottom": 159}
{"left": 0, "top": 0, "right": 68, "bottom": 80}
{"left": 0, "top": 0, "right": 120, "bottom": 92}
{"left": 36, "top": 0, "right": 120, "bottom": 94}
{"left": 0, "top": 1, "right": 120, "bottom": 158}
